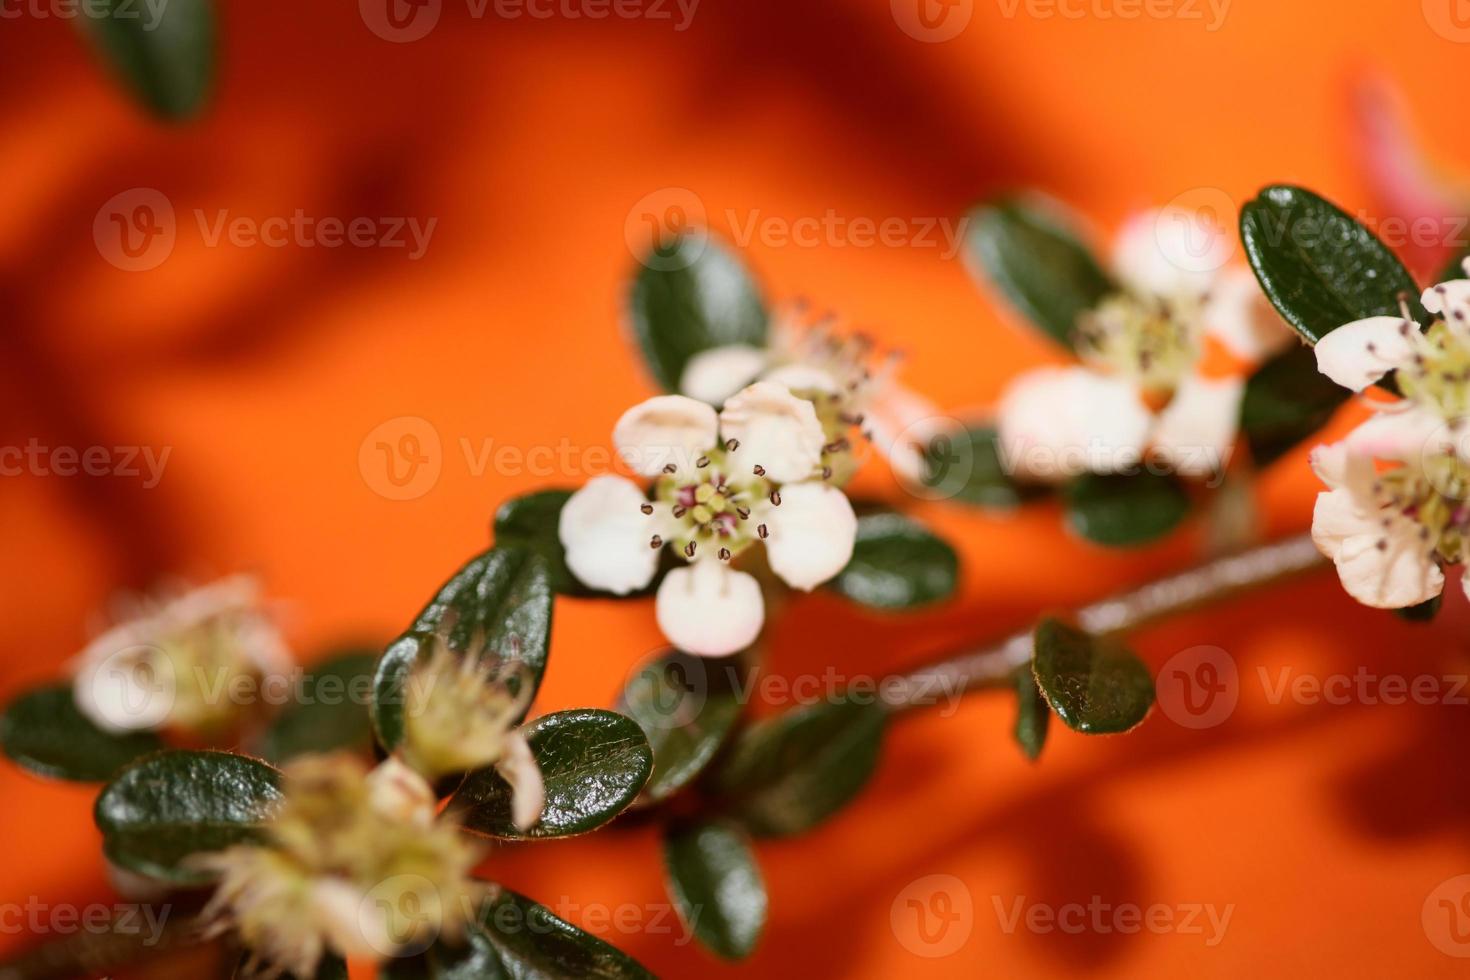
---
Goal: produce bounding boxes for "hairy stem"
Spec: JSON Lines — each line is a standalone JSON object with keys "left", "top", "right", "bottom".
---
{"left": 881, "top": 532, "right": 1327, "bottom": 712}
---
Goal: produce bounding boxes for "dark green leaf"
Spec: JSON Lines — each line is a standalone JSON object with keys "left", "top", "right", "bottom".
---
{"left": 0, "top": 684, "right": 163, "bottom": 782}
{"left": 1063, "top": 471, "right": 1189, "bottom": 547}
{"left": 964, "top": 196, "right": 1115, "bottom": 349}
{"left": 258, "top": 650, "right": 378, "bottom": 764}
{"left": 386, "top": 888, "right": 655, "bottom": 979}
{"left": 829, "top": 511, "right": 959, "bottom": 609}
{"left": 1012, "top": 668, "right": 1050, "bottom": 761}
{"left": 628, "top": 234, "right": 768, "bottom": 392}
{"left": 1240, "top": 344, "right": 1351, "bottom": 466}
{"left": 493, "top": 488, "right": 590, "bottom": 597}
{"left": 663, "top": 821, "right": 766, "bottom": 960}
{"left": 236, "top": 952, "right": 346, "bottom": 980}
{"left": 373, "top": 547, "right": 552, "bottom": 751}
{"left": 709, "top": 699, "right": 885, "bottom": 838}
{"left": 448, "top": 709, "right": 652, "bottom": 839}
{"left": 77, "top": 0, "right": 213, "bottom": 120}
{"left": 1031, "top": 619, "right": 1154, "bottom": 734}
{"left": 618, "top": 651, "right": 744, "bottom": 805}
{"left": 1395, "top": 594, "right": 1443, "bottom": 623}
{"left": 95, "top": 750, "right": 281, "bottom": 884}
{"left": 1240, "top": 184, "right": 1423, "bottom": 344}
{"left": 920, "top": 423, "right": 1038, "bottom": 507}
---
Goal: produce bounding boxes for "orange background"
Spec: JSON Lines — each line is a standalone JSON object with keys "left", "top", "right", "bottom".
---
{"left": 4, "top": 1, "right": 1470, "bottom": 976}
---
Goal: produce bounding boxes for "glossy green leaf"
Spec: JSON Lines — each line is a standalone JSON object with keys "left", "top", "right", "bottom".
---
{"left": 0, "top": 684, "right": 163, "bottom": 782}
{"left": 1063, "top": 471, "right": 1189, "bottom": 547}
{"left": 663, "top": 821, "right": 766, "bottom": 961}
{"left": 829, "top": 511, "right": 959, "bottom": 609}
{"left": 921, "top": 423, "right": 1037, "bottom": 507}
{"left": 95, "top": 750, "right": 281, "bottom": 884}
{"left": 628, "top": 234, "right": 768, "bottom": 392}
{"left": 258, "top": 650, "right": 378, "bottom": 764}
{"left": 1240, "top": 344, "right": 1350, "bottom": 466}
{"left": 1240, "top": 185, "right": 1424, "bottom": 344}
{"left": 965, "top": 196, "right": 1115, "bottom": 348}
{"left": 77, "top": 0, "right": 214, "bottom": 120}
{"left": 373, "top": 546, "right": 552, "bottom": 751}
{"left": 1031, "top": 619, "right": 1154, "bottom": 734}
{"left": 385, "top": 888, "right": 655, "bottom": 979}
{"left": 1012, "top": 668, "right": 1050, "bottom": 761}
{"left": 709, "top": 699, "right": 885, "bottom": 838}
{"left": 618, "top": 650, "right": 744, "bottom": 805}
{"left": 448, "top": 709, "right": 652, "bottom": 840}
{"left": 492, "top": 488, "right": 590, "bottom": 596}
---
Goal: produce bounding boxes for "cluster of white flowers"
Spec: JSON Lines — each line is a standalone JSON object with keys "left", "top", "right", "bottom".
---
{"left": 1308, "top": 260, "right": 1470, "bottom": 608}
{"left": 995, "top": 209, "right": 1289, "bottom": 484}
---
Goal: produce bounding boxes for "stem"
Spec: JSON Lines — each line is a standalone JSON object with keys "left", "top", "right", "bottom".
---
{"left": 881, "top": 532, "right": 1327, "bottom": 712}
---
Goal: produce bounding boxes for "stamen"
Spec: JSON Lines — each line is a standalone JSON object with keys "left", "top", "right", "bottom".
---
{"left": 753, "top": 464, "right": 766, "bottom": 477}
{"left": 684, "top": 541, "right": 697, "bottom": 558}
{"left": 725, "top": 438, "right": 740, "bottom": 452}
{"left": 757, "top": 523, "right": 769, "bottom": 539}
{"left": 718, "top": 547, "right": 732, "bottom": 561}
{"left": 640, "top": 503, "right": 653, "bottom": 515}
{"left": 663, "top": 463, "right": 677, "bottom": 474}
{"left": 650, "top": 535, "right": 663, "bottom": 549}
{"left": 770, "top": 490, "right": 781, "bottom": 506}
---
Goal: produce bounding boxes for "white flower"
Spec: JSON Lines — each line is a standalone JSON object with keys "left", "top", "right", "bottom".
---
{"left": 560, "top": 383, "right": 857, "bottom": 656}
{"left": 995, "top": 208, "right": 1288, "bottom": 485}
{"left": 71, "top": 576, "right": 290, "bottom": 736}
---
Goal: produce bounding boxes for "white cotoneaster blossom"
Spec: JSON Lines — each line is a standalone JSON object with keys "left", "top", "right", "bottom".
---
{"left": 995, "top": 208, "right": 1290, "bottom": 484}
{"left": 559, "top": 382, "right": 857, "bottom": 656}
{"left": 1306, "top": 259, "right": 1470, "bottom": 608}
{"left": 72, "top": 576, "right": 290, "bottom": 736}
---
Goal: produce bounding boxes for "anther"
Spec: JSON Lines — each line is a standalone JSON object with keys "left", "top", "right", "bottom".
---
{"left": 718, "top": 547, "right": 732, "bottom": 561}
{"left": 725, "top": 438, "right": 740, "bottom": 452}
{"left": 822, "top": 466, "right": 833, "bottom": 479}
{"left": 673, "top": 506, "right": 687, "bottom": 519}
{"left": 696, "top": 456, "right": 710, "bottom": 468}
{"left": 753, "top": 464, "right": 766, "bottom": 477}
{"left": 757, "top": 523, "right": 769, "bottom": 539}
{"left": 663, "top": 463, "right": 677, "bottom": 474}
{"left": 650, "top": 535, "right": 663, "bottom": 549}
{"left": 770, "top": 490, "right": 782, "bottom": 506}
{"left": 735, "top": 506, "right": 750, "bottom": 519}
{"left": 640, "top": 503, "right": 653, "bottom": 515}
{"left": 684, "top": 541, "right": 697, "bottom": 558}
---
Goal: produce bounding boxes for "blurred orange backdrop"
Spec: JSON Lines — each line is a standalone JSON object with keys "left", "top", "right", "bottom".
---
{"left": 3, "top": 0, "right": 1470, "bottom": 976}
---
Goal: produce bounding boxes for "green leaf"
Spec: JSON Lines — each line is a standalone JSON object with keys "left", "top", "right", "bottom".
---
{"left": 1240, "top": 344, "right": 1351, "bottom": 466}
{"left": 0, "top": 684, "right": 163, "bottom": 782}
{"left": 628, "top": 234, "right": 768, "bottom": 392}
{"left": 663, "top": 821, "right": 766, "bottom": 960}
{"left": 964, "top": 196, "right": 1116, "bottom": 348}
{"left": 1063, "top": 471, "right": 1190, "bottom": 547}
{"left": 920, "top": 423, "right": 1038, "bottom": 507}
{"left": 385, "top": 888, "right": 655, "bottom": 979}
{"left": 1012, "top": 668, "right": 1051, "bottom": 761}
{"left": 236, "top": 952, "right": 346, "bottom": 980}
{"left": 618, "top": 650, "right": 744, "bottom": 805}
{"left": 1240, "top": 185, "right": 1424, "bottom": 344}
{"left": 1031, "top": 619, "right": 1154, "bottom": 734}
{"left": 258, "top": 650, "right": 378, "bottom": 764}
{"left": 373, "top": 547, "right": 553, "bottom": 751}
{"left": 77, "top": 0, "right": 214, "bottom": 121}
{"left": 95, "top": 750, "right": 281, "bottom": 884}
{"left": 709, "top": 699, "right": 885, "bottom": 838}
{"left": 448, "top": 709, "right": 652, "bottom": 840}
{"left": 1395, "top": 594, "right": 1443, "bottom": 623}
{"left": 493, "top": 488, "right": 589, "bottom": 596}
{"left": 829, "top": 511, "right": 959, "bottom": 609}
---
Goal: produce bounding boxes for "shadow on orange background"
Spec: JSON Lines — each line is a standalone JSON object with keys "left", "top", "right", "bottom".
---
{"left": 3, "top": 0, "right": 1470, "bottom": 976}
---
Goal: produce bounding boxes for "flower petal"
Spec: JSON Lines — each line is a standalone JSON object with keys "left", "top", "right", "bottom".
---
{"left": 494, "top": 730, "right": 545, "bottom": 832}
{"left": 1113, "top": 208, "right": 1227, "bottom": 300}
{"left": 719, "top": 381, "right": 826, "bottom": 483}
{"left": 996, "top": 366, "right": 1152, "bottom": 482}
{"left": 680, "top": 345, "right": 768, "bottom": 406}
{"left": 865, "top": 383, "right": 950, "bottom": 484}
{"left": 1421, "top": 278, "right": 1470, "bottom": 319}
{"left": 1344, "top": 406, "right": 1452, "bottom": 462}
{"left": 558, "top": 475, "right": 661, "bottom": 594}
{"left": 367, "top": 757, "right": 437, "bottom": 829}
{"left": 763, "top": 482, "right": 857, "bottom": 590}
{"left": 1151, "top": 373, "right": 1243, "bottom": 480}
{"left": 613, "top": 395, "right": 719, "bottom": 477}
{"left": 762, "top": 364, "right": 841, "bottom": 395}
{"left": 73, "top": 644, "right": 174, "bottom": 734}
{"left": 1313, "top": 315, "right": 1418, "bottom": 392}
{"left": 1332, "top": 521, "right": 1443, "bottom": 609}
{"left": 1201, "top": 268, "right": 1293, "bottom": 361}
{"left": 655, "top": 561, "right": 764, "bottom": 657}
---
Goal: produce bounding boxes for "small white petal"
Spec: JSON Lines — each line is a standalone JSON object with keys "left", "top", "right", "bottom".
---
{"left": 680, "top": 345, "right": 768, "bottom": 406}
{"left": 1344, "top": 406, "right": 1452, "bottom": 462}
{"left": 996, "top": 367, "right": 1152, "bottom": 482}
{"left": 1333, "top": 523, "right": 1443, "bottom": 609}
{"left": 1421, "top": 279, "right": 1470, "bottom": 317}
{"left": 558, "top": 475, "right": 661, "bottom": 594}
{"left": 1113, "top": 208, "right": 1227, "bottom": 300}
{"left": 763, "top": 482, "right": 857, "bottom": 590}
{"left": 866, "top": 383, "right": 951, "bottom": 484}
{"left": 613, "top": 395, "right": 719, "bottom": 477}
{"left": 655, "top": 561, "right": 764, "bottom": 657}
{"left": 495, "top": 730, "right": 545, "bottom": 832}
{"left": 313, "top": 878, "right": 385, "bottom": 959}
{"left": 73, "top": 645, "right": 174, "bottom": 734}
{"left": 1151, "top": 374, "right": 1243, "bottom": 480}
{"left": 719, "top": 381, "right": 826, "bottom": 483}
{"left": 762, "top": 364, "right": 841, "bottom": 395}
{"left": 367, "top": 757, "right": 437, "bottom": 829}
{"left": 1308, "top": 440, "right": 1374, "bottom": 493}
{"left": 1201, "top": 268, "right": 1293, "bottom": 361}
{"left": 1310, "top": 487, "right": 1372, "bottom": 561}
{"left": 1313, "top": 316, "right": 1417, "bottom": 392}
